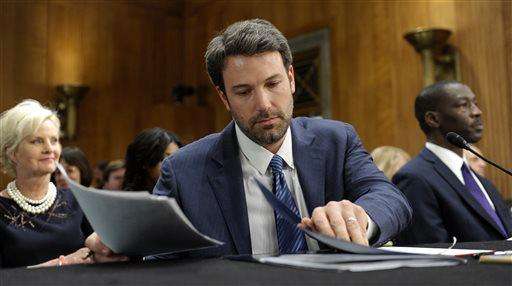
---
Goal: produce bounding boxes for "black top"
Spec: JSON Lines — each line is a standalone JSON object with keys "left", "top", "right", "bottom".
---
{"left": 0, "top": 189, "right": 92, "bottom": 268}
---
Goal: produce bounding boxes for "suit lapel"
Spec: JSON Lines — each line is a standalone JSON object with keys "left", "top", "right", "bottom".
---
{"left": 206, "top": 122, "right": 252, "bottom": 254}
{"left": 421, "top": 148, "right": 506, "bottom": 236}
{"left": 478, "top": 176, "right": 512, "bottom": 237}
{"left": 291, "top": 120, "right": 325, "bottom": 215}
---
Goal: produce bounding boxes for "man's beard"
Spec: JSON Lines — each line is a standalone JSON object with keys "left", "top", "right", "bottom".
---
{"left": 233, "top": 102, "right": 293, "bottom": 146}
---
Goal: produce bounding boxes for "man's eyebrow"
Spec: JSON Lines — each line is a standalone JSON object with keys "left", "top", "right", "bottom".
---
{"left": 232, "top": 83, "right": 251, "bottom": 90}
{"left": 266, "top": 74, "right": 282, "bottom": 81}
{"left": 231, "top": 74, "right": 283, "bottom": 90}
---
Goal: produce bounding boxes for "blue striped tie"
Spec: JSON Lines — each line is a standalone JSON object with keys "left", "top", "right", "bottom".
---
{"left": 269, "top": 155, "right": 307, "bottom": 254}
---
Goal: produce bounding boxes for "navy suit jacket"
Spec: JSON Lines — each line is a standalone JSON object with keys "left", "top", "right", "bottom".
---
{"left": 393, "top": 148, "right": 512, "bottom": 245}
{"left": 154, "top": 118, "right": 412, "bottom": 256}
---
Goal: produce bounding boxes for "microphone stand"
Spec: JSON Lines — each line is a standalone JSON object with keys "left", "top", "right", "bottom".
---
{"left": 464, "top": 145, "right": 512, "bottom": 176}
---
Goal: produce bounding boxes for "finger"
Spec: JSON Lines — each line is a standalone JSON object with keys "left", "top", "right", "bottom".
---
{"left": 92, "top": 253, "right": 129, "bottom": 264}
{"left": 341, "top": 203, "right": 367, "bottom": 246}
{"left": 85, "top": 233, "right": 113, "bottom": 256}
{"left": 311, "top": 207, "right": 335, "bottom": 237}
{"left": 324, "top": 202, "right": 350, "bottom": 241}
{"left": 300, "top": 217, "right": 315, "bottom": 230}
{"left": 353, "top": 205, "right": 369, "bottom": 234}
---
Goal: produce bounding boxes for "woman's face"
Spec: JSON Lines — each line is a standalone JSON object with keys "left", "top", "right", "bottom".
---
{"left": 148, "top": 142, "right": 180, "bottom": 182}
{"left": 10, "top": 119, "right": 61, "bottom": 178}
{"left": 55, "top": 160, "right": 82, "bottom": 189}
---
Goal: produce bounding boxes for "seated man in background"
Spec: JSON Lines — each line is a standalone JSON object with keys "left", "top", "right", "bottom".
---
{"left": 370, "top": 146, "right": 411, "bottom": 180}
{"left": 102, "top": 160, "right": 125, "bottom": 191}
{"left": 87, "top": 19, "right": 411, "bottom": 261}
{"left": 394, "top": 81, "right": 512, "bottom": 245}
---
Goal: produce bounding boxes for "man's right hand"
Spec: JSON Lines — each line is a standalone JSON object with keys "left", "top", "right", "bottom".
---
{"left": 85, "top": 232, "right": 129, "bottom": 263}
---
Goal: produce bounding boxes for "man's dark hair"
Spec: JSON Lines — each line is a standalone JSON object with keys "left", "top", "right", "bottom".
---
{"left": 123, "top": 128, "right": 182, "bottom": 192}
{"left": 204, "top": 19, "right": 292, "bottom": 93}
{"left": 414, "top": 80, "right": 462, "bottom": 134}
{"left": 60, "top": 146, "right": 93, "bottom": 187}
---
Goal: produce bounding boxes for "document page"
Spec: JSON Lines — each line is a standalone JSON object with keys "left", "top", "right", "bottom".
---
{"left": 255, "top": 254, "right": 464, "bottom": 272}
{"left": 57, "top": 164, "right": 223, "bottom": 256}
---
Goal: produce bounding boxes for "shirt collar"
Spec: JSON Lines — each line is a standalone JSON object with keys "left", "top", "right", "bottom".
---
{"left": 235, "top": 123, "right": 294, "bottom": 175}
{"left": 425, "top": 142, "right": 468, "bottom": 172}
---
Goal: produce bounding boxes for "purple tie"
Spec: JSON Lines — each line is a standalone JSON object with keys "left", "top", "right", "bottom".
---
{"left": 461, "top": 163, "right": 506, "bottom": 236}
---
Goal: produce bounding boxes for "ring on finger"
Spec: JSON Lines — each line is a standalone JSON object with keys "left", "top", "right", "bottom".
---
{"left": 346, "top": 217, "right": 358, "bottom": 223}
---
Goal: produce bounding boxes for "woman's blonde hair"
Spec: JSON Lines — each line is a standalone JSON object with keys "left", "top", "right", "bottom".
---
{"left": 370, "top": 146, "right": 411, "bottom": 180}
{"left": 0, "top": 99, "right": 60, "bottom": 176}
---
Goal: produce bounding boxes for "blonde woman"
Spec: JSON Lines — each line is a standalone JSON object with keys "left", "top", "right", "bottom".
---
{"left": 0, "top": 100, "right": 92, "bottom": 268}
{"left": 371, "top": 146, "right": 411, "bottom": 180}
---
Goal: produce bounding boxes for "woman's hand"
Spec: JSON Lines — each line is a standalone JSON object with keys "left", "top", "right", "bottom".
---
{"left": 31, "top": 247, "right": 94, "bottom": 268}
{"left": 58, "top": 247, "right": 95, "bottom": 266}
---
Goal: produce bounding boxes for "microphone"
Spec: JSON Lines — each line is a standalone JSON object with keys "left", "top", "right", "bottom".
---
{"left": 446, "top": 132, "right": 512, "bottom": 176}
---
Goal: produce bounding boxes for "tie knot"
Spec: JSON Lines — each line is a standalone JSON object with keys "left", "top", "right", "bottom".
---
{"left": 269, "top": 155, "right": 284, "bottom": 173}
{"left": 461, "top": 162, "right": 471, "bottom": 173}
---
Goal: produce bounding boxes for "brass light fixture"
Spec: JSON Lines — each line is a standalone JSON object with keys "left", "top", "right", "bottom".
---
{"left": 404, "top": 28, "right": 461, "bottom": 86}
{"left": 55, "top": 84, "right": 89, "bottom": 140}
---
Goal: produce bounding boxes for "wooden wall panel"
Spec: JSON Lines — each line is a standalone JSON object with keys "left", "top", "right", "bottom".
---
{"left": 452, "top": 1, "right": 512, "bottom": 199}
{"left": 1, "top": 1, "right": 510, "bottom": 198}
{"left": 0, "top": 1, "right": 188, "bottom": 186}
{"left": 182, "top": 0, "right": 511, "bottom": 198}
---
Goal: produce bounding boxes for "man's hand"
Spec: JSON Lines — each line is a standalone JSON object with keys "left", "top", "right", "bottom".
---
{"left": 85, "top": 232, "right": 129, "bottom": 263}
{"left": 299, "top": 200, "right": 369, "bottom": 246}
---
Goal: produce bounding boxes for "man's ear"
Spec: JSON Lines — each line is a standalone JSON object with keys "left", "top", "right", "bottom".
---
{"left": 215, "top": 86, "right": 231, "bottom": 112}
{"left": 287, "top": 65, "right": 296, "bottom": 95}
{"left": 425, "top": 111, "right": 440, "bottom": 129}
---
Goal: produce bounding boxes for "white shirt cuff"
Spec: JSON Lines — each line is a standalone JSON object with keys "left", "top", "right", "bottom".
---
{"left": 366, "top": 215, "right": 377, "bottom": 240}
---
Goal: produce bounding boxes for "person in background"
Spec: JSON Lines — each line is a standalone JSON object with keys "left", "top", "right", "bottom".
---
{"left": 370, "top": 146, "right": 411, "bottom": 180}
{"left": 0, "top": 100, "right": 93, "bottom": 268}
{"left": 55, "top": 146, "right": 93, "bottom": 190}
{"left": 91, "top": 160, "right": 108, "bottom": 189}
{"left": 464, "top": 145, "right": 487, "bottom": 177}
{"left": 103, "top": 160, "right": 125, "bottom": 191}
{"left": 394, "top": 81, "right": 512, "bottom": 245}
{"left": 123, "top": 128, "right": 182, "bottom": 193}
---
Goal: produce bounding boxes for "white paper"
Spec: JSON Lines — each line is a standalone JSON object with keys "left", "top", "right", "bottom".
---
{"left": 57, "top": 164, "right": 223, "bottom": 256}
{"left": 256, "top": 254, "right": 463, "bottom": 272}
{"left": 379, "top": 246, "right": 493, "bottom": 256}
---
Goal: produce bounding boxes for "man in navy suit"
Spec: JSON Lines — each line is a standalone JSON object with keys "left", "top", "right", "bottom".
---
{"left": 394, "top": 81, "right": 512, "bottom": 245}
{"left": 87, "top": 19, "right": 411, "bottom": 260}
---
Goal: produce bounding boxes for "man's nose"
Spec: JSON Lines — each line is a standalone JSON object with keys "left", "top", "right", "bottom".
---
{"left": 472, "top": 103, "right": 482, "bottom": 116}
{"left": 253, "top": 88, "right": 272, "bottom": 111}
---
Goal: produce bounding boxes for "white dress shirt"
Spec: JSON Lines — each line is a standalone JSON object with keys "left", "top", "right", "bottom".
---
{"left": 425, "top": 142, "right": 495, "bottom": 209}
{"left": 236, "top": 124, "right": 375, "bottom": 255}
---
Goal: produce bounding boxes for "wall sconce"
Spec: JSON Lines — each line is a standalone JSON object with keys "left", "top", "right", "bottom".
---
{"left": 55, "top": 84, "right": 89, "bottom": 140}
{"left": 404, "top": 28, "right": 461, "bottom": 86}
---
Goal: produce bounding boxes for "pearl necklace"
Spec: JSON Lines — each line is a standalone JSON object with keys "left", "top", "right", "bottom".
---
{"left": 6, "top": 181, "right": 57, "bottom": 214}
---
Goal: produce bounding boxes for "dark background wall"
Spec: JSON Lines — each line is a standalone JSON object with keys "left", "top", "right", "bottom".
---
{"left": 1, "top": 0, "right": 510, "bottom": 199}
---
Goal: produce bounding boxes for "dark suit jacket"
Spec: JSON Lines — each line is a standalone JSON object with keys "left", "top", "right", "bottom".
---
{"left": 154, "top": 118, "right": 412, "bottom": 256}
{"left": 393, "top": 148, "right": 512, "bottom": 245}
